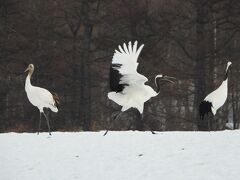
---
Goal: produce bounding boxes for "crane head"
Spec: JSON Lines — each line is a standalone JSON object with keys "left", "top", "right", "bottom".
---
{"left": 227, "top": 61, "right": 232, "bottom": 68}
{"left": 25, "top": 64, "right": 34, "bottom": 73}
{"left": 225, "top": 61, "right": 232, "bottom": 72}
{"left": 155, "top": 75, "right": 176, "bottom": 84}
{"left": 162, "top": 75, "right": 176, "bottom": 83}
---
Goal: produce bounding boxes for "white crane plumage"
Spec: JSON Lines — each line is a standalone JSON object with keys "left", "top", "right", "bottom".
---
{"left": 199, "top": 61, "right": 232, "bottom": 130}
{"left": 104, "top": 41, "right": 175, "bottom": 135}
{"left": 25, "top": 64, "right": 60, "bottom": 135}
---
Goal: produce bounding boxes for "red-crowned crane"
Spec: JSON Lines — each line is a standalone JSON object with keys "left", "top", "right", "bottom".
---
{"left": 199, "top": 61, "right": 232, "bottom": 130}
{"left": 104, "top": 41, "right": 175, "bottom": 135}
{"left": 25, "top": 64, "right": 60, "bottom": 135}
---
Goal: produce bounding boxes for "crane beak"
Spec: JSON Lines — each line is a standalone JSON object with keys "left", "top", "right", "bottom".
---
{"left": 24, "top": 67, "right": 30, "bottom": 73}
{"left": 162, "top": 75, "right": 176, "bottom": 83}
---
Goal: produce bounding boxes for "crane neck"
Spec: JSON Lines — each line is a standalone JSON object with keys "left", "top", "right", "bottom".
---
{"left": 224, "top": 64, "right": 231, "bottom": 81}
{"left": 220, "top": 65, "right": 229, "bottom": 93}
{"left": 154, "top": 76, "right": 161, "bottom": 94}
{"left": 25, "top": 70, "right": 33, "bottom": 89}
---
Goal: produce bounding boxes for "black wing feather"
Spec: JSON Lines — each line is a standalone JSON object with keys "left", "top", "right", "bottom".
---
{"left": 109, "top": 64, "right": 128, "bottom": 92}
{"left": 199, "top": 100, "right": 213, "bottom": 120}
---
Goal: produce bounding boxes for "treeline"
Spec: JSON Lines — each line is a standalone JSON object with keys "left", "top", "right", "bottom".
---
{"left": 0, "top": 0, "right": 240, "bottom": 132}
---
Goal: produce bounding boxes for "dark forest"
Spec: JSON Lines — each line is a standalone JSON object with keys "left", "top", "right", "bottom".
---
{"left": 0, "top": 0, "right": 240, "bottom": 133}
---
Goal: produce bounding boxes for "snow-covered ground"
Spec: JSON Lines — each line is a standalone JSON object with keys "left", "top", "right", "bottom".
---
{"left": 1, "top": 131, "right": 240, "bottom": 180}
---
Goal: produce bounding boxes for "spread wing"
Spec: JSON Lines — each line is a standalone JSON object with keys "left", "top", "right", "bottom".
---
{"left": 109, "top": 41, "right": 148, "bottom": 92}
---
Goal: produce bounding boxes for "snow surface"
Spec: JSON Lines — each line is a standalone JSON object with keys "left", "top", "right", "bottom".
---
{"left": 1, "top": 131, "right": 240, "bottom": 180}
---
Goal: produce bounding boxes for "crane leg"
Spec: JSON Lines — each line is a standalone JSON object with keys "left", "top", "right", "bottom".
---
{"left": 207, "top": 115, "right": 210, "bottom": 131}
{"left": 43, "top": 112, "right": 52, "bottom": 135}
{"left": 141, "top": 114, "right": 156, "bottom": 134}
{"left": 207, "top": 114, "right": 213, "bottom": 131}
{"left": 210, "top": 116, "right": 213, "bottom": 131}
{"left": 37, "top": 112, "right": 42, "bottom": 135}
{"left": 103, "top": 112, "right": 122, "bottom": 136}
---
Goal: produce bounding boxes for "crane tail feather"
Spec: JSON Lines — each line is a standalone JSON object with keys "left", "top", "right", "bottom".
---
{"left": 199, "top": 100, "right": 212, "bottom": 120}
{"left": 52, "top": 92, "right": 60, "bottom": 107}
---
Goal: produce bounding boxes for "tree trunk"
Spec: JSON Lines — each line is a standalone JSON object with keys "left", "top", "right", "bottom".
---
{"left": 195, "top": 1, "right": 207, "bottom": 130}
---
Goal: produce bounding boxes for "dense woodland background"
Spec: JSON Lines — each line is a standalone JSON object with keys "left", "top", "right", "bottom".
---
{"left": 0, "top": 0, "right": 240, "bottom": 133}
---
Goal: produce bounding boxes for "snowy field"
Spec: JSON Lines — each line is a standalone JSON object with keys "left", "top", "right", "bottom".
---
{"left": 1, "top": 131, "right": 240, "bottom": 180}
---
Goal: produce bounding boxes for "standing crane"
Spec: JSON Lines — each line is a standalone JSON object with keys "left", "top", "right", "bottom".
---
{"left": 25, "top": 64, "right": 60, "bottom": 135}
{"left": 104, "top": 41, "right": 175, "bottom": 135}
{"left": 199, "top": 61, "right": 232, "bottom": 130}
